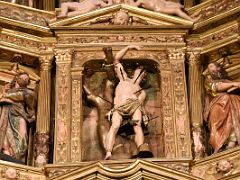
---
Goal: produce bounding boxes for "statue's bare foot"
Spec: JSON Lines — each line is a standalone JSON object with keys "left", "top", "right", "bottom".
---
{"left": 104, "top": 152, "right": 112, "bottom": 160}
{"left": 226, "top": 141, "right": 236, "bottom": 149}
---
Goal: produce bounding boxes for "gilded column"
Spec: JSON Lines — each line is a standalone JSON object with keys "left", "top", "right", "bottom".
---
{"left": 43, "top": 0, "right": 55, "bottom": 11}
{"left": 168, "top": 48, "right": 192, "bottom": 158}
{"left": 54, "top": 49, "right": 73, "bottom": 164}
{"left": 71, "top": 67, "right": 84, "bottom": 163}
{"left": 34, "top": 53, "right": 53, "bottom": 167}
{"left": 188, "top": 50, "right": 205, "bottom": 159}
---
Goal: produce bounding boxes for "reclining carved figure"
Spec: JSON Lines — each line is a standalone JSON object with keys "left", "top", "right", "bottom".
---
{"left": 129, "top": 0, "right": 200, "bottom": 22}
{"left": 58, "top": 0, "right": 113, "bottom": 19}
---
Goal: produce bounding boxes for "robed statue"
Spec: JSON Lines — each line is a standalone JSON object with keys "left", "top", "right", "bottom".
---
{"left": 0, "top": 72, "right": 35, "bottom": 162}
{"left": 204, "top": 62, "right": 240, "bottom": 153}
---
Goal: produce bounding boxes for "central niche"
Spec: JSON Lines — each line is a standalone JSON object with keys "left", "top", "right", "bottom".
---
{"left": 81, "top": 59, "right": 164, "bottom": 161}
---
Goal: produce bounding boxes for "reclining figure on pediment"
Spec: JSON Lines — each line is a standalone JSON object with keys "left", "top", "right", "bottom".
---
{"left": 57, "top": 0, "right": 113, "bottom": 19}
{"left": 129, "top": 0, "right": 201, "bottom": 22}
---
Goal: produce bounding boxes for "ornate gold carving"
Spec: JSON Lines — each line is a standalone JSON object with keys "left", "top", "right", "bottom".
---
{"left": 58, "top": 34, "right": 185, "bottom": 45}
{"left": 70, "top": 68, "right": 83, "bottom": 163}
{"left": 168, "top": 48, "right": 185, "bottom": 61}
{"left": 160, "top": 71, "right": 176, "bottom": 158}
{"left": 168, "top": 48, "right": 192, "bottom": 158}
{"left": 54, "top": 49, "right": 73, "bottom": 164}
{"left": 196, "top": 0, "right": 240, "bottom": 22}
{"left": 192, "top": 147, "right": 240, "bottom": 179}
{"left": 0, "top": 162, "right": 45, "bottom": 179}
{"left": 0, "top": 1, "right": 54, "bottom": 27}
{"left": 0, "top": 33, "right": 55, "bottom": 54}
{"left": 187, "top": 24, "right": 239, "bottom": 49}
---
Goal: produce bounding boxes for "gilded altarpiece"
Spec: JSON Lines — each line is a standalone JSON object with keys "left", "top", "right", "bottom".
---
{"left": 53, "top": 29, "right": 192, "bottom": 165}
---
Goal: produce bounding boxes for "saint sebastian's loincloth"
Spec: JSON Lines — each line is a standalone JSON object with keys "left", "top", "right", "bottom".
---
{"left": 108, "top": 98, "right": 148, "bottom": 126}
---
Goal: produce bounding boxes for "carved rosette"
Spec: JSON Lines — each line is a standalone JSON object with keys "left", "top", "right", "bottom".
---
{"left": 168, "top": 48, "right": 192, "bottom": 158}
{"left": 54, "top": 49, "right": 73, "bottom": 164}
{"left": 70, "top": 67, "right": 84, "bottom": 163}
{"left": 187, "top": 50, "right": 205, "bottom": 159}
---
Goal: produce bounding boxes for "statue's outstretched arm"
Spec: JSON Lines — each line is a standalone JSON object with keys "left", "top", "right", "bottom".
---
{"left": 114, "top": 46, "right": 140, "bottom": 81}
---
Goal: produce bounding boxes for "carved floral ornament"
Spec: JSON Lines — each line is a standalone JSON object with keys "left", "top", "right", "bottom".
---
{"left": 57, "top": 34, "right": 185, "bottom": 45}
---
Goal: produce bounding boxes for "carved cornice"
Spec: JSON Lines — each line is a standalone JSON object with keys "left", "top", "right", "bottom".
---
{"left": 187, "top": 21, "right": 239, "bottom": 54}
{"left": 51, "top": 159, "right": 199, "bottom": 180}
{"left": 58, "top": 34, "right": 185, "bottom": 45}
{"left": 187, "top": 0, "right": 240, "bottom": 30}
{"left": 0, "top": 28, "right": 56, "bottom": 56}
{"left": 0, "top": 160, "right": 45, "bottom": 179}
{"left": 192, "top": 147, "right": 240, "bottom": 179}
{"left": 0, "top": 1, "right": 55, "bottom": 34}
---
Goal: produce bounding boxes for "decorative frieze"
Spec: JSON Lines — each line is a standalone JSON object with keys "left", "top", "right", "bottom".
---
{"left": 58, "top": 34, "right": 185, "bottom": 45}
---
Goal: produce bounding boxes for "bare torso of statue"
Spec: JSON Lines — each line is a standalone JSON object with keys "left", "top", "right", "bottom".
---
{"left": 114, "top": 79, "right": 140, "bottom": 104}
{"left": 57, "top": 0, "right": 113, "bottom": 19}
{"left": 129, "top": 0, "right": 200, "bottom": 22}
{"left": 104, "top": 45, "right": 151, "bottom": 160}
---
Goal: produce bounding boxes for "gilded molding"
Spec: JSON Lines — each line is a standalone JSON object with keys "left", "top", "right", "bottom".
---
{"left": 58, "top": 34, "right": 185, "bottom": 45}
{"left": 0, "top": 29, "right": 56, "bottom": 55}
{"left": 70, "top": 68, "right": 83, "bottom": 163}
{"left": 0, "top": 1, "right": 54, "bottom": 27}
{"left": 188, "top": 0, "right": 240, "bottom": 23}
{"left": 192, "top": 147, "right": 240, "bottom": 179}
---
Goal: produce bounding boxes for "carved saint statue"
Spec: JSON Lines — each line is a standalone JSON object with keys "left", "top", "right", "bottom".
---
{"left": 0, "top": 72, "right": 35, "bottom": 162}
{"left": 57, "top": 0, "right": 113, "bottom": 19}
{"left": 104, "top": 45, "right": 151, "bottom": 160}
{"left": 204, "top": 62, "right": 240, "bottom": 153}
{"left": 129, "top": 0, "right": 200, "bottom": 22}
{"left": 83, "top": 47, "right": 138, "bottom": 160}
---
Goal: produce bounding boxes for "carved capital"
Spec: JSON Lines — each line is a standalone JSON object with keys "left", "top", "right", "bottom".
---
{"left": 39, "top": 54, "right": 53, "bottom": 71}
{"left": 187, "top": 50, "right": 201, "bottom": 66}
{"left": 167, "top": 48, "right": 186, "bottom": 61}
{"left": 34, "top": 132, "right": 50, "bottom": 167}
{"left": 55, "top": 49, "right": 74, "bottom": 64}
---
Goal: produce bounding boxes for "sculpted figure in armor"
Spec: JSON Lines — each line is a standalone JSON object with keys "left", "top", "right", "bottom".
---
{"left": 104, "top": 45, "right": 151, "bottom": 160}
{"left": 129, "top": 0, "right": 200, "bottom": 22}
{"left": 204, "top": 62, "right": 240, "bottom": 153}
{"left": 0, "top": 73, "right": 35, "bottom": 162}
{"left": 57, "top": 0, "right": 113, "bottom": 19}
